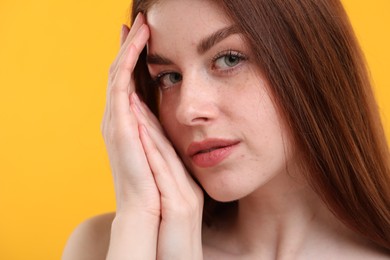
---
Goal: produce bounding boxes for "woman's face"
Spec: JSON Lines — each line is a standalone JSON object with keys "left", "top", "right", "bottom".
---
{"left": 146, "top": 0, "right": 295, "bottom": 201}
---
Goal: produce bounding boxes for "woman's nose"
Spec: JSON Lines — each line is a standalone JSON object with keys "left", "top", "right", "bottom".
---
{"left": 175, "top": 76, "right": 219, "bottom": 126}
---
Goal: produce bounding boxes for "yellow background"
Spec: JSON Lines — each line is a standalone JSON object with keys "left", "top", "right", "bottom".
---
{"left": 0, "top": 0, "right": 389, "bottom": 259}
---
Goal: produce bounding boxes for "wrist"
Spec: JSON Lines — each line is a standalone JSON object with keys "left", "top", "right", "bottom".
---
{"left": 157, "top": 216, "right": 203, "bottom": 260}
{"left": 107, "top": 212, "right": 160, "bottom": 260}
{"left": 111, "top": 211, "right": 160, "bottom": 238}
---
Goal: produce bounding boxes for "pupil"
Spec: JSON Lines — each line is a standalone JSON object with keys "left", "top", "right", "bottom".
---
{"left": 227, "top": 55, "right": 238, "bottom": 65}
{"left": 170, "top": 73, "right": 182, "bottom": 82}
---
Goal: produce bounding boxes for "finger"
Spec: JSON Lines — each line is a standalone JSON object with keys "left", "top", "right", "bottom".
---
{"left": 102, "top": 75, "right": 116, "bottom": 139}
{"left": 131, "top": 93, "right": 171, "bottom": 153}
{"left": 104, "top": 14, "right": 143, "bottom": 134}
{"left": 112, "top": 24, "right": 149, "bottom": 90}
{"left": 131, "top": 93, "right": 163, "bottom": 132}
{"left": 110, "top": 45, "right": 138, "bottom": 121}
{"left": 110, "top": 13, "right": 145, "bottom": 83}
{"left": 117, "top": 13, "right": 144, "bottom": 62}
{"left": 101, "top": 104, "right": 108, "bottom": 138}
{"left": 120, "top": 24, "right": 130, "bottom": 47}
{"left": 130, "top": 93, "right": 177, "bottom": 161}
{"left": 131, "top": 94, "right": 193, "bottom": 188}
{"left": 139, "top": 124, "right": 179, "bottom": 199}
{"left": 110, "top": 25, "right": 149, "bottom": 120}
{"left": 102, "top": 74, "right": 115, "bottom": 140}
{"left": 140, "top": 123, "right": 203, "bottom": 214}
{"left": 111, "top": 23, "right": 149, "bottom": 85}
{"left": 122, "top": 12, "right": 144, "bottom": 49}
{"left": 145, "top": 121, "right": 193, "bottom": 190}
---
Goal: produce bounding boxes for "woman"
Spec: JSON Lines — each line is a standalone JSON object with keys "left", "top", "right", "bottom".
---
{"left": 63, "top": 0, "right": 390, "bottom": 259}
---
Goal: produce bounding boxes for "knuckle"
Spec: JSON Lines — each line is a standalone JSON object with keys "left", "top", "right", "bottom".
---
{"left": 106, "top": 126, "right": 123, "bottom": 145}
{"left": 106, "top": 123, "right": 137, "bottom": 147}
{"left": 118, "top": 59, "right": 131, "bottom": 72}
{"left": 109, "top": 84, "right": 123, "bottom": 96}
{"left": 108, "top": 74, "right": 115, "bottom": 85}
{"left": 158, "top": 163, "right": 169, "bottom": 175}
{"left": 100, "top": 121, "right": 106, "bottom": 137}
{"left": 100, "top": 122, "right": 104, "bottom": 135}
{"left": 109, "top": 63, "right": 116, "bottom": 75}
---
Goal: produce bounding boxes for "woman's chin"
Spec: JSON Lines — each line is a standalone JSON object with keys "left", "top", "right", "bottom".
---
{"left": 202, "top": 183, "right": 250, "bottom": 203}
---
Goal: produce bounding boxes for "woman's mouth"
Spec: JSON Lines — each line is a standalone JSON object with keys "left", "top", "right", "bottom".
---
{"left": 187, "top": 139, "right": 240, "bottom": 168}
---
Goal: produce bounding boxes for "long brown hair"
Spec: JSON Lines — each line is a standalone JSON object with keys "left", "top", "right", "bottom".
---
{"left": 131, "top": 0, "right": 390, "bottom": 250}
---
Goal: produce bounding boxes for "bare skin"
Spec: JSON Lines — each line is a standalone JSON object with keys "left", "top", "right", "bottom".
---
{"left": 62, "top": 211, "right": 389, "bottom": 260}
{"left": 63, "top": 0, "right": 389, "bottom": 259}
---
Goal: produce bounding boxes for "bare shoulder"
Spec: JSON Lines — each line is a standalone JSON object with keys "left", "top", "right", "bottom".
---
{"left": 346, "top": 241, "right": 390, "bottom": 260}
{"left": 62, "top": 212, "right": 115, "bottom": 260}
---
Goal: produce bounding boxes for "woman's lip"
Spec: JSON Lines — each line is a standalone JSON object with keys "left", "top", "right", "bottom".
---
{"left": 187, "top": 139, "right": 240, "bottom": 156}
{"left": 187, "top": 139, "right": 240, "bottom": 168}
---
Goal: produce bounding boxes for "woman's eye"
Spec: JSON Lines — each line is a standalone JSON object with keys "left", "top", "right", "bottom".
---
{"left": 156, "top": 72, "right": 182, "bottom": 90}
{"left": 213, "top": 51, "right": 246, "bottom": 70}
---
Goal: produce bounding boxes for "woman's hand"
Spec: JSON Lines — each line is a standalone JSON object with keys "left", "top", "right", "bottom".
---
{"left": 102, "top": 13, "right": 159, "bottom": 218}
{"left": 102, "top": 12, "right": 204, "bottom": 259}
{"left": 130, "top": 93, "right": 204, "bottom": 260}
{"left": 102, "top": 13, "right": 160, "bottom": 260}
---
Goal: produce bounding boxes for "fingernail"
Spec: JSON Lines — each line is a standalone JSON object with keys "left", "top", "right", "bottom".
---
{"left": 133, "top": 12, "right": 141, "bottom": 26}
{"left": 121, "top": 24, "right": 126, "bottom": 37}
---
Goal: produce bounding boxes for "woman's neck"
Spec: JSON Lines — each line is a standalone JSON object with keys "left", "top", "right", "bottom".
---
{"left": 235, "top": 179, "right": 325, "bottom": 257}
{"left": 226, "top": 171, "right": 377, "bottom": 259}
{"left": 202, "top": 165, "right": 388, "bottom": 259}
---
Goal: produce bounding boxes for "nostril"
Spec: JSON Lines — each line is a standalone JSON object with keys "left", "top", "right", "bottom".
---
{"left": 191, "top": 116, "right": 209, "bottom": 123}
{"left": 176, "top": 103, "right": 213, "bottom": 126}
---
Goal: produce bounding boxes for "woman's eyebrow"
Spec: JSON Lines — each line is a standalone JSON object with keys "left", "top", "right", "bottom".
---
{"left": 147, "top": 54, "right": 173, "bottom": 65}
{"left": 146, "top": 25, "right": 239, "bottom": 65}
{"left": 197, "top": 25, "right": 239, "bottom": 54}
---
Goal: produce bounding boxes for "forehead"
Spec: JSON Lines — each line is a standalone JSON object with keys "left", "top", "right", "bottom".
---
{"left": 146, "top": 0, "right": 232, "bottom": 54}
{"left": 147, "top": 0, "right": 228, "bottom": 26}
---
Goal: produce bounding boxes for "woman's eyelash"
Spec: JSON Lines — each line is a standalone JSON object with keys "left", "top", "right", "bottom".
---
{"left": 150, "top": 49, "right": 248, "bottom": 88}
{"left": 151, "top": 71, "right": 171, "bottom": 85}
{"left": 211, "top": 50, "right": 247, "bottom": 66}
{"left": 153, "top": 72, "right": 166, "bottom": 83}
{"left": 151, "top": 71, "right": 181, "bottom": 90}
